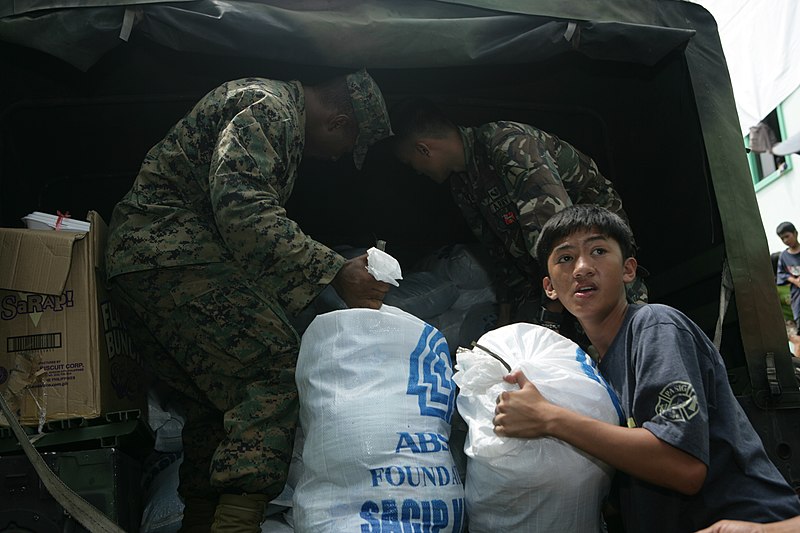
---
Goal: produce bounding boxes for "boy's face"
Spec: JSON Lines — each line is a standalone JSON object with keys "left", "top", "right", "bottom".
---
{"left": 780, "top": 231, "right": 798, "bottom": 248}
{"left": 543, "top": 228, "right": 637, "bottom": 324}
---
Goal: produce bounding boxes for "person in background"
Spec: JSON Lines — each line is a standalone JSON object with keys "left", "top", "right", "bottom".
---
{"left": 105, "top": 70, "right": 392, "bottom": 532}
{"left": 776, "top": 221, "right": 800, "bottom": 333}
{"left": 493, "top": 205, "right": 800, "bottom": 532}
{"left": 389, "top": 98, "right": 645, "bottom": 335}
{"left": 771, "top": 250, "right": 800, "bottom": 355}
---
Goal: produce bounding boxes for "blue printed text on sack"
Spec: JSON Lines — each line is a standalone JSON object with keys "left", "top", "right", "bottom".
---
{"left": 395, "top": 432, "right": 449, "bottom": 453}
{"left": 360, "top": 497, "right": 465, "bottom": 533}
{"left": 369, "top": 464, "right": 461, "bottom": 488}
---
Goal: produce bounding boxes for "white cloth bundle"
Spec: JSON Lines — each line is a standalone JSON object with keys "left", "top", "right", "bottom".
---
{"left": 453, "top": 323, "right": 623, "bottom": 533}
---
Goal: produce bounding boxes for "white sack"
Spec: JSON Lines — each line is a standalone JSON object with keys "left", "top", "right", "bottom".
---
{"left": 294, "top": 305, "right": 466, "bottom": 532}
{"left": 453, "top": 323, "right": 623, "bottom": 533}
{"left": 269, "top": 424, "right": 305, "bottom": 509}
{"left": 139, "top": 454, "right": 183, "bottom": 533}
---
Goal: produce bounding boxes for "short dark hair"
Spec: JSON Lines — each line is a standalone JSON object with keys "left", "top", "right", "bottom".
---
{"left": 312, "top": 76, "right": 358, "bottom": 141}
{"left": 534, "top": 204, "right": 636, "bottom": 269}
{"left": 389, "top": 98, "right": 456, "bottom": 143}
{"left": 776, "top": 221, "right": 796, "bottom": 235}
{"left": 314, "top": 76, "right": 356, "bottom": 117}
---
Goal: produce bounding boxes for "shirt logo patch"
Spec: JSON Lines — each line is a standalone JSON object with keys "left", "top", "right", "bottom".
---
{"left": 502, "top": 211, "right": 516, "bottom": 225}
{"left": 655, "top": 381, "right": 699, "bottom": 422}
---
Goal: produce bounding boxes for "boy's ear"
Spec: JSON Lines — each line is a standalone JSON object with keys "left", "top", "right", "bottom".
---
{"left": 623, "top": 257, "right": 638, "bottom": 284}
{"left": 543, "top": 276, "right": 559, "bottom": 300}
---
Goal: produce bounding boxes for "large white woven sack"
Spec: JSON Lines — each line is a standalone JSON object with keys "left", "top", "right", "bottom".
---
{"left": 293, "top": 305, "right": 466, "bottom": 532}
{"left": 453, "top": 323, "right": 623, "bottom": 533}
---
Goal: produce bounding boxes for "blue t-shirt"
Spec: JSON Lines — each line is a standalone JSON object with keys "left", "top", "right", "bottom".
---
{"left": 599, "top": 304, "right": 800, "bottom": 532}
{"left": 776, "top": 249, "right": 800, "bottom": 322}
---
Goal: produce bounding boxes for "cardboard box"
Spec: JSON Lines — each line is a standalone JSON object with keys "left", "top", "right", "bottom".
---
{"left": 0, "top": 211, "right": 144, "bottom": 425}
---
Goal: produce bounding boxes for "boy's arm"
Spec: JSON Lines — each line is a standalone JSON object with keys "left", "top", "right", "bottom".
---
{"left": 494, "top": 370, "right": 708, "bottom": 495}
{"left": 775, "top": 254, "right": 800, "bottom": 287}
{"left": 694, "top": 515, "right": 800, "bottom": 533}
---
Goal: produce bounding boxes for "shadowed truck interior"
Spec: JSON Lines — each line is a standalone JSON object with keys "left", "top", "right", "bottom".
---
{"left": 0, "top": 37, "right": 730, "bottom": 370}
{"left": 1, "top": 0, "right": 798, "bottom": 492}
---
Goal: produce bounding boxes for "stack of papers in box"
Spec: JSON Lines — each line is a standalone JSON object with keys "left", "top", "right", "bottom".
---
{"left": 21, "top": 211, "right": 91, "bottom": 232}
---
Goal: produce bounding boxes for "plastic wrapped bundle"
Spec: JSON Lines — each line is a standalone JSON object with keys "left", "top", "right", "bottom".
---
{"left": 453, "top": 323, "right": 623, "bottom": 533}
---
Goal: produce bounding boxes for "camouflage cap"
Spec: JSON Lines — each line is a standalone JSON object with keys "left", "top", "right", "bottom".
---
{"left": 347, "top": 69, "right": 392, "bottom": 169}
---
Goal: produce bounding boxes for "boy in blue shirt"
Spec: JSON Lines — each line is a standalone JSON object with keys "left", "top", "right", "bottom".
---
{"left": 776, "top": 221, "right": 800, "bottom": 326}
{"left": 493, "top": 205, "right": 800, "bottom": 532}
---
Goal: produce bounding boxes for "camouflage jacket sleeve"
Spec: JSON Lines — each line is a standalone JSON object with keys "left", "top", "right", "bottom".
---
{"left": 209, "top": 105, "right": 345, "bottom": 315}
{"left": 484, "top": 123, "right": 574, "bottom": 258}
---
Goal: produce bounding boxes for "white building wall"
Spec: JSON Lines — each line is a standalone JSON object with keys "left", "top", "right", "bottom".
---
{"left": 692, "top": 0, "right": 800, "bottom": 135}
{"left": 691, "top": 1, "right": 800, "bottom": 254}
{"left": 755, "top": 86, "right": 800, "bottom": 254}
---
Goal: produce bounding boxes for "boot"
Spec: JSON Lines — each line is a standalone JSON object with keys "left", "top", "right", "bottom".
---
{"left": 210, "top": 493, "right": 270, "bottom": 533}
{"left": 178, "top": 497, "right": 217, "bottom": 533}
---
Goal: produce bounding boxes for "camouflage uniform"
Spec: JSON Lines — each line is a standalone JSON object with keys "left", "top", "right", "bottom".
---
{"left": 451, "top": 122, "right": 639, "bottom": 314}
{"left": 105, "top": 72, "right": 390, "bottom": 501}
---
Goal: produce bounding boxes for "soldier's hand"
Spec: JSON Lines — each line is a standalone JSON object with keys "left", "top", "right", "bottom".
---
{"left": 331, "top": 254, "right": 391, "bottom": 309}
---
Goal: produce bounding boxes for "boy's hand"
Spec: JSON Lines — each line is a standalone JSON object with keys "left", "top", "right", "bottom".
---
{"left": 492, "top": 370, "right": 555, "bottom": 438}
{"left": 694, "top": 519, "right": 766, "bottom": 533}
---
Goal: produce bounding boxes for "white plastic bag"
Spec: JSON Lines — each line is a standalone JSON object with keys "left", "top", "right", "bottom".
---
{"left": 293, "top": 305, "right": 465, "bottom": 532}
{"left": 366, "top": 246, "right": 402, "bottom": 286}
{"left": 453, "top": 323, "right": 623, "bottom": 533}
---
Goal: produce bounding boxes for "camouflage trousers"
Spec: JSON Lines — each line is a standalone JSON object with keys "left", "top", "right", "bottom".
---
{"left": 110, "top": 263, "right": 300, "bottom": 501}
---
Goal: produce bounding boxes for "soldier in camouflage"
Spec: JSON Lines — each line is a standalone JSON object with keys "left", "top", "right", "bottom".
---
{"left": 105, "top": 69, "right": 392, "bottom": 533}
{"left": 390, "top": 98, "right": 645, "bottom": 333}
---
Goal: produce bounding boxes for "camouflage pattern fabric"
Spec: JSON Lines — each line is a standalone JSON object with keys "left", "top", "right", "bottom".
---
{"left": 103, "top": 73, "right": 390, "bottom": 500}
{"left": 451, "top": 122, "right": 632, "bottom": 309}
{"left": 105, "top": 77, "right": 345, "bottom": 315}
{"left": 626, "top": 273, "right": 650, "bottom": 304}
{"left": 347, "top": 68, "right": 392, "bottom": 169}
{"left": 110, "top": 264, "right": 300, "bottom": 501}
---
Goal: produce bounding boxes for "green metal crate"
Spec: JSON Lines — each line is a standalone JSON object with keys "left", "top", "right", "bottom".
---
{"left": 0, "top": 447, "right": 141, "bottom": 533}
